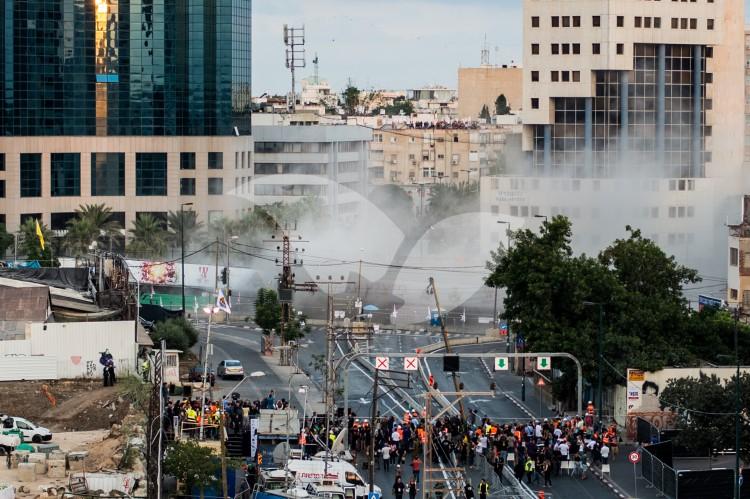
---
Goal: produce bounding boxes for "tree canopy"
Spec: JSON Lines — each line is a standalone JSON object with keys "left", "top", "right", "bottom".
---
{"left": 485, "top": 216, "right": 708, "bottom": 400}
{"left": 479, "top": 104, "right": 491, "bottom": 121}
{"left": 254, "top": 288, "right": 281, "bottom": 335}
{"left": 342, "top": 83, "right": 360, "bottom": 115}
{"left": 19, "top": 219, "right": 58, "bottom": 266}
{"left": 495, "top": 94, "right": 511, "bottom": 115}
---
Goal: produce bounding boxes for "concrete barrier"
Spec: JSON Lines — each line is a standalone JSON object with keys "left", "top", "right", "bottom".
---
{"left": 17, "top": 462, "right": 36, "bottom": 482}
{"left": 47, "top": 459, "right": 66, "bottom": 478}
{"left": 27, "top": 452, "right": 47, "bottom": 474}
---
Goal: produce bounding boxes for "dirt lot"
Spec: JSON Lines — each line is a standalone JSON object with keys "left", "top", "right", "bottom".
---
{"left": 0, "top": 379, "right": 131, "bottom": 432}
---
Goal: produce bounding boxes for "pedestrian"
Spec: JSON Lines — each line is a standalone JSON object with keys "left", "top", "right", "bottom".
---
{"left": 464, "top": 481, "right": 475, "bottom": 499}
{"left": 382, "top": 443, "right": 391, "bottom": 472}
{"left": 478, "top": 479, "right": 489, "bottom": 499}
{"left": 393, "top": 477, "right": 405, "bottom": 499}
{"left": 411, "top": 456, "right": 421, "bottom": 483}
{"left": 407, "top": 477, "right": 417, "bottom": 499}
{"left": 543, "top": 458, "right": 552, "bottom": 487}
{"left": 601, "top": 442, "right": 610, "bottom": 465}
{"left": 524, "top": 456, "right": 534, "bottom": 485}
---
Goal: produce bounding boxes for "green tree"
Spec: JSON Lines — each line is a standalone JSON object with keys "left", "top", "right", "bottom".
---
{"left": 63, "top": 217, "right": 97, "bottom": 262}
{"left": 427, "top": 182, "right": 479, "bottom": 223}
{"left": 373, "top": 98, "right": 414, "bottom": 117}
{"left": 163, "top": 440, "right": 219, "bottom": 495}
{"left": 0, "top": 224, "right": 15, "bottom": 258}
{"left": 254, "top": 288, "right": 281, "bottom": 335}
{"left": 19, "top": 219, "right": 58, "bottom": 266}
{"left": 660, "top": 373, "right": 750, "bottom": 463}
{"left": 369, "top": 184, "right": 416, "bottom": 232}
{"left": 167, "top": 210, "right": 204, "bottom": 249}
{"left": 342, "top": 83, "right": 360, "bottom": 115}
{"left": 495, "top": 94, "right": 511, "bottom": 115}
{"left": 479, "top": 104, "right": 491, "bottom": 121}
{"left": 127, "top": 213, "right": 167, "bottom": 258}
{"left": 683, "top": 308, "right": 750, "bottom": 365}
{"left": 150, "top": 317, "right": 199, "bottom": 351}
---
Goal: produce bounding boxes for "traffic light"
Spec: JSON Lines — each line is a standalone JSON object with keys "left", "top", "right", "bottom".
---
{"left": 220, "top": 267, "right": 228, "bottom": 285}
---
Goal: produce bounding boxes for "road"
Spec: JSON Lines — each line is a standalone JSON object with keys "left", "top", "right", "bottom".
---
{"left": 195, "top": 323, "right": 625, "bottom": 499}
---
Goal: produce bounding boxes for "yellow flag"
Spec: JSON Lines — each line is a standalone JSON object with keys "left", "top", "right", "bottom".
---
{"left": 35, "top": 220, "right": 45, "bottom": 250}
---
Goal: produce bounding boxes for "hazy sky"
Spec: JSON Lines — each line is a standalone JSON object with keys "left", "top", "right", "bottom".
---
{"left": 252, "top": 0, "right": 749, "bottom": 95}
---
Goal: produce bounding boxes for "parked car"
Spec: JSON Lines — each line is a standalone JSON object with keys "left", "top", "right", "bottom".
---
{"left": 217, "top": 359, "right": 244, "bottom": 379}
{"left": 188, "top": 365, "right": 215, "bottom": 386}
{"left": 1, "top": 416, "right": 52, "bottom": 443}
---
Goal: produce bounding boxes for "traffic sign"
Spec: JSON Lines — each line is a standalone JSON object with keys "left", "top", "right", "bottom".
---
{"left": 499, "top": 323, "right": 508, "bottom": 336}
{"left": 536, "top": 378, "right": 546, "bottom": 386}
{"left": 375, "top": 357, "right": 389, "bottom": 370}
{"left": 628, "top": 451, "right": 641, "bottom": 464}
{"left": 494, "top": 357, "right": 509, "bottom": 371}
{"left": 368, "top": 492, "right": 381, "bottom": 499}
{"left": 404, "top": 357, "right": 418, "bottom": 371}
{"left": 536, "top": 357, "right": 551, "bottom": 370}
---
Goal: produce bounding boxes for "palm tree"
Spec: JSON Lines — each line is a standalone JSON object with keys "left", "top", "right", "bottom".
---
{"left": 127, "top": 213, "right": 167, "bottom": 258}
{"left": 63, "top": 204, "right": 122, "bottom": 253}
{"left": 19, "top": 218, "right": 58, "bottom": 266}
{"left": 166, "top": 210, "right": 204, "bottom": 249}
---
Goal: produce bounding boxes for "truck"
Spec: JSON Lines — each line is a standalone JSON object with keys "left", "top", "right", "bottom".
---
{"left": 285, "top": 459, "right": 380, "bottom": 499}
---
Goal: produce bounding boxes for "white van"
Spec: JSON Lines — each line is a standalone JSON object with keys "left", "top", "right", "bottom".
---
{"left": 286, "top": 459, "right": 380, "bottom": 499}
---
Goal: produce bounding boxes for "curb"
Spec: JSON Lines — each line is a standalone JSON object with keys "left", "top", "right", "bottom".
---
{"left": 503, "top": 391, "right": 535, "bottom": 419}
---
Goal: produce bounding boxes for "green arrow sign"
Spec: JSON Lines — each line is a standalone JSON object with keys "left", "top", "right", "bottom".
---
{"left": 537, "top": 357, "right": 551, "bottom": 370}
{"left": 494, "top": 357, "right": 509, "bottom": 371}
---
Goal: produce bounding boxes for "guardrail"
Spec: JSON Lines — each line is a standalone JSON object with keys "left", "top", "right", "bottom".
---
{"left": 641, "top": 446, "right": 677, "bottom": 498}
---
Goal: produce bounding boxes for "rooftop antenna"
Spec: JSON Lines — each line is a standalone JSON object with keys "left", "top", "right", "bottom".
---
{"left": 480, "top": 34, "right": 490, "bottom": 67}
{"left": 313, "top": 53, "right": 320, "bottom": 85}
{"left": 283, "top": 24, "right": 306, "bottom": 113}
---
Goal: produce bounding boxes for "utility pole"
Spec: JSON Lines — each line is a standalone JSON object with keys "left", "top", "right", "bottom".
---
{"left": 214, "top": 237, "right": 219, "bottom": 292}
{"left": 427, "top": 277, "right": 465, "bottom": 419}
{"left": 180, "top": 202, "right": 193, "bottom": 317}
{"left": 734, "top": 306, "right": 742, "bottom": 499}
{"left": 266, "top": 224, "right": 316, "bottom": 365}
{"left": 283, "top": 25, "right": 306, "bottom": 113}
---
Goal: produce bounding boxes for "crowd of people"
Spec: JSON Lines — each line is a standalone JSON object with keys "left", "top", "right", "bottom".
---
{"left": 344, "top": 405, "right": 621, "bottom": 495}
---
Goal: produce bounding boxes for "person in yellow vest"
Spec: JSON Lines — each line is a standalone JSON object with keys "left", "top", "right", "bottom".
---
{"left": 329, "top": 430, "right": 336, "bottom": 447}
{"left": 185, "top": 406, "right": 197, "bottom": 437}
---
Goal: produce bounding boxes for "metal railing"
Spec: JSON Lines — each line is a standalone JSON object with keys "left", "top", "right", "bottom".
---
{"left": 641, "top": 446, "right": 677, "bottom": 498}
{"left": 477, "top": 455, "right": 536, "bottom": 499}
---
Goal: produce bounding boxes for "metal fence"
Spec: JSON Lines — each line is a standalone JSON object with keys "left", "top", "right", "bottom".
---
{"left": 477, "top": 455, "right": 536, "bottom": 499}
{"left": 641, "top": 446, "right": 677, "bottom": 498}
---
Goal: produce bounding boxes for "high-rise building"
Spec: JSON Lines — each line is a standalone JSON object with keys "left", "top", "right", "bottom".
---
{"left": 480, "top": 0, "right": 745, "bottom": 278}
{"left": 0, "top": 0, "right": 252, "bottom": 234}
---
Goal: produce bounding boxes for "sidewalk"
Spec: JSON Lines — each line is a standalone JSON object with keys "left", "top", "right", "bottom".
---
{"left": 256, "top": 347, "right": 326, "bottom": 417}
{"left": 589, "top": 444, "right": 662, "bottom": 499}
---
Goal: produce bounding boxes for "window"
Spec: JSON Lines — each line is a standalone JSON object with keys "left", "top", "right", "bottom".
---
{"left": 592, "top": 15, "right": 601, "bottom": 27}
{"left": 617, "top": 16, "right": 624, "bottom": 27}
{"left": 531, "top": 43, "right": 539, "bottom": 55}
{"left": 180, "top": 178, "right": 196, "bottom": 196}
{"left": 551, "top": 71, "right": 559, "bottom": 82}
{"left": 729, "top": 248, "right": 740, "bottom": 267}
{"left": 731, "top": 288, "right": 739, "bottom": 300}
{"left": 644, "top": 17, "right": 651, "bottom": 28}
{"left": 208, "top": 152, "right": 223, "bottom": 169}
{"left": 572, "top": 16, "right": 580, "bottom": 27}
{"left": 0, "top": 180, "right": 5, "bottom": 198}
{"left": 551, "top": 16, "right": 559, "bottom": 27}
{"left": 20, "top": 153, "right": 42, "bottom": 198}
{"left": 671, "top": 18, "right": 679, "bottom": 29}
{"left": 136, "top": 153, "right": 167, "bottom": 196}
{"left": 681, "top": 18, "right": 688, "bottom": 29}
{"left": 91, "top": 153, "right": 125, "bottom": 196}
{"left": 592, "top": 43, "right": 601, "bottom": 55}
{"left": 531, "top": 98, "right": 539, "bottom": 109}
{"left": 550, "top": 44, "right": 559, "bottom": 55}
{"left": 208, "top": 178, "right": 223, "bottom": 195}
{"left": 531, "top": 16, "right": 539, "bottom": 27}
{"left": 572, "top": 43, "right": 580, "bottom": 54}
{"left": 635, "top": 16, "right": 642, "bottom": 28}
{"left": 180, "top": 152, "right": 196, "bottom": 170}
{"left": 531, "top": 71, "right": 539, "bottom": 82}
{"left": 562, "top": 16, "right": 570, "bottom": 27}
{"left": 654, "top": 17, "right": 661, "bottom": 28}
{"left": 561, "top": 71, "right": 570, "bottom": 82}
{"left": 0, "top": 153, "right": 4, "bottom": 171}
{"left": 707, "top": 19, "right": 714, "bottom": 30}
{"left": 572, "top": 71, "right": 581, "bottom": 82}
{"left": 562, "top": 44, "right": 570, "bottom": 55}
{"left": 51, "top": 153, "right": 80, "bottom": 197}
{"left": 616, "top": 43, "right": 624, "bottom": 55}
{"left": 690, "top": 18, "right": 697, "bottom": 29}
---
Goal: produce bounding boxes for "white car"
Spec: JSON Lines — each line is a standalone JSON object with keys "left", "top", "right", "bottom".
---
{"left": 217, "top": 359, "right": 244, "bottom": 379}
{"left": 2, "top": 416, "right": 52, "bottom": 443}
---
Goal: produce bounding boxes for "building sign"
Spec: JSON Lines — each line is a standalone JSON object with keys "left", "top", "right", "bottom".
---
{"left": 139, "top": 261, "right": 177, "bottom": 284}
{"left": 495, "top": 191, "right": 527, "bottom": 203}
{"left": 628, "top": 370, "right": 645, "bottom": 382}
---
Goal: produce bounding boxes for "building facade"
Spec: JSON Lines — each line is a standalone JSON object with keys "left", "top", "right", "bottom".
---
{"left": 0, "top": 0, "right": 253, "bottom": 232}
{"left": 478, "top": 0, "right": 745, "bottom": 277}
{"left": 251, "top": 124, "right": 371, "bottom": 223}
{"left": 457, "top": 66, "right": 523, "bottom": 121}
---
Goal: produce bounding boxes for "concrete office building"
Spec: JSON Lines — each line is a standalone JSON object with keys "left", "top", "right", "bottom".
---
{"left": 0, "top": 0, "right": 252, "bottom": 233}
{"left": 251, "top": 123, "right": 371, "bottom": 223}
{"left": 457, "top": 66, "right": 523, "bottom": 121}
{"left": 480, "top": 0, "right": 745, "bottom": 277}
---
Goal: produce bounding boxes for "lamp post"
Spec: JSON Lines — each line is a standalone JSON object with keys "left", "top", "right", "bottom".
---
{"left": 584, "top": 301, "right": 604, "bottom": 423}
{"left": 180, "top": 202, "right": 193, "bottom": 317}
{"left": 534, "top": 214, "right": 548, "bottom": 224}
{"left": 199, "top": 305, "right": 219, "bottom": 440}
{"left": 733, "top": 306, "right": 742, "bottom": 499}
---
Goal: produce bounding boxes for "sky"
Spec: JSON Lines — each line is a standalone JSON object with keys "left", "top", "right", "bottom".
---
{"left": 252, "top": 0, "right": 750, "bottom": 96}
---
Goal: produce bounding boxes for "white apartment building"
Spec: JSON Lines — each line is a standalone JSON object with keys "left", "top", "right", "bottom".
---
{"left": 480, "top": 0, "right": 745, "bottom": 277}
{"left": 250, "top": 124, "right": 371, "bottom": 222}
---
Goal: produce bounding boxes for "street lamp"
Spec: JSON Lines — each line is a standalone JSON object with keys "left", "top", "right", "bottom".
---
{"left": 492, "top": 220, "right": 512, "bottom": 329}
{"left": 583, "top": 301, "right": 604, "bottom": 424}
{"left": 199, "top": 305, "right": 220, "bottom": 440}
{"left": 180, "top": 202, "right": 194, "bottom": 317}
{"left": 534, "top": 214, "right": 548, "bottom": 223}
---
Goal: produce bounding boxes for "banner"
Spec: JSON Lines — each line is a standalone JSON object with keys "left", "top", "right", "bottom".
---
{"left": 250, "top": 418, "right": 259, "bottom": 459}
{"left": 139, "top": 261, "right": 177, "bottom": 284}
